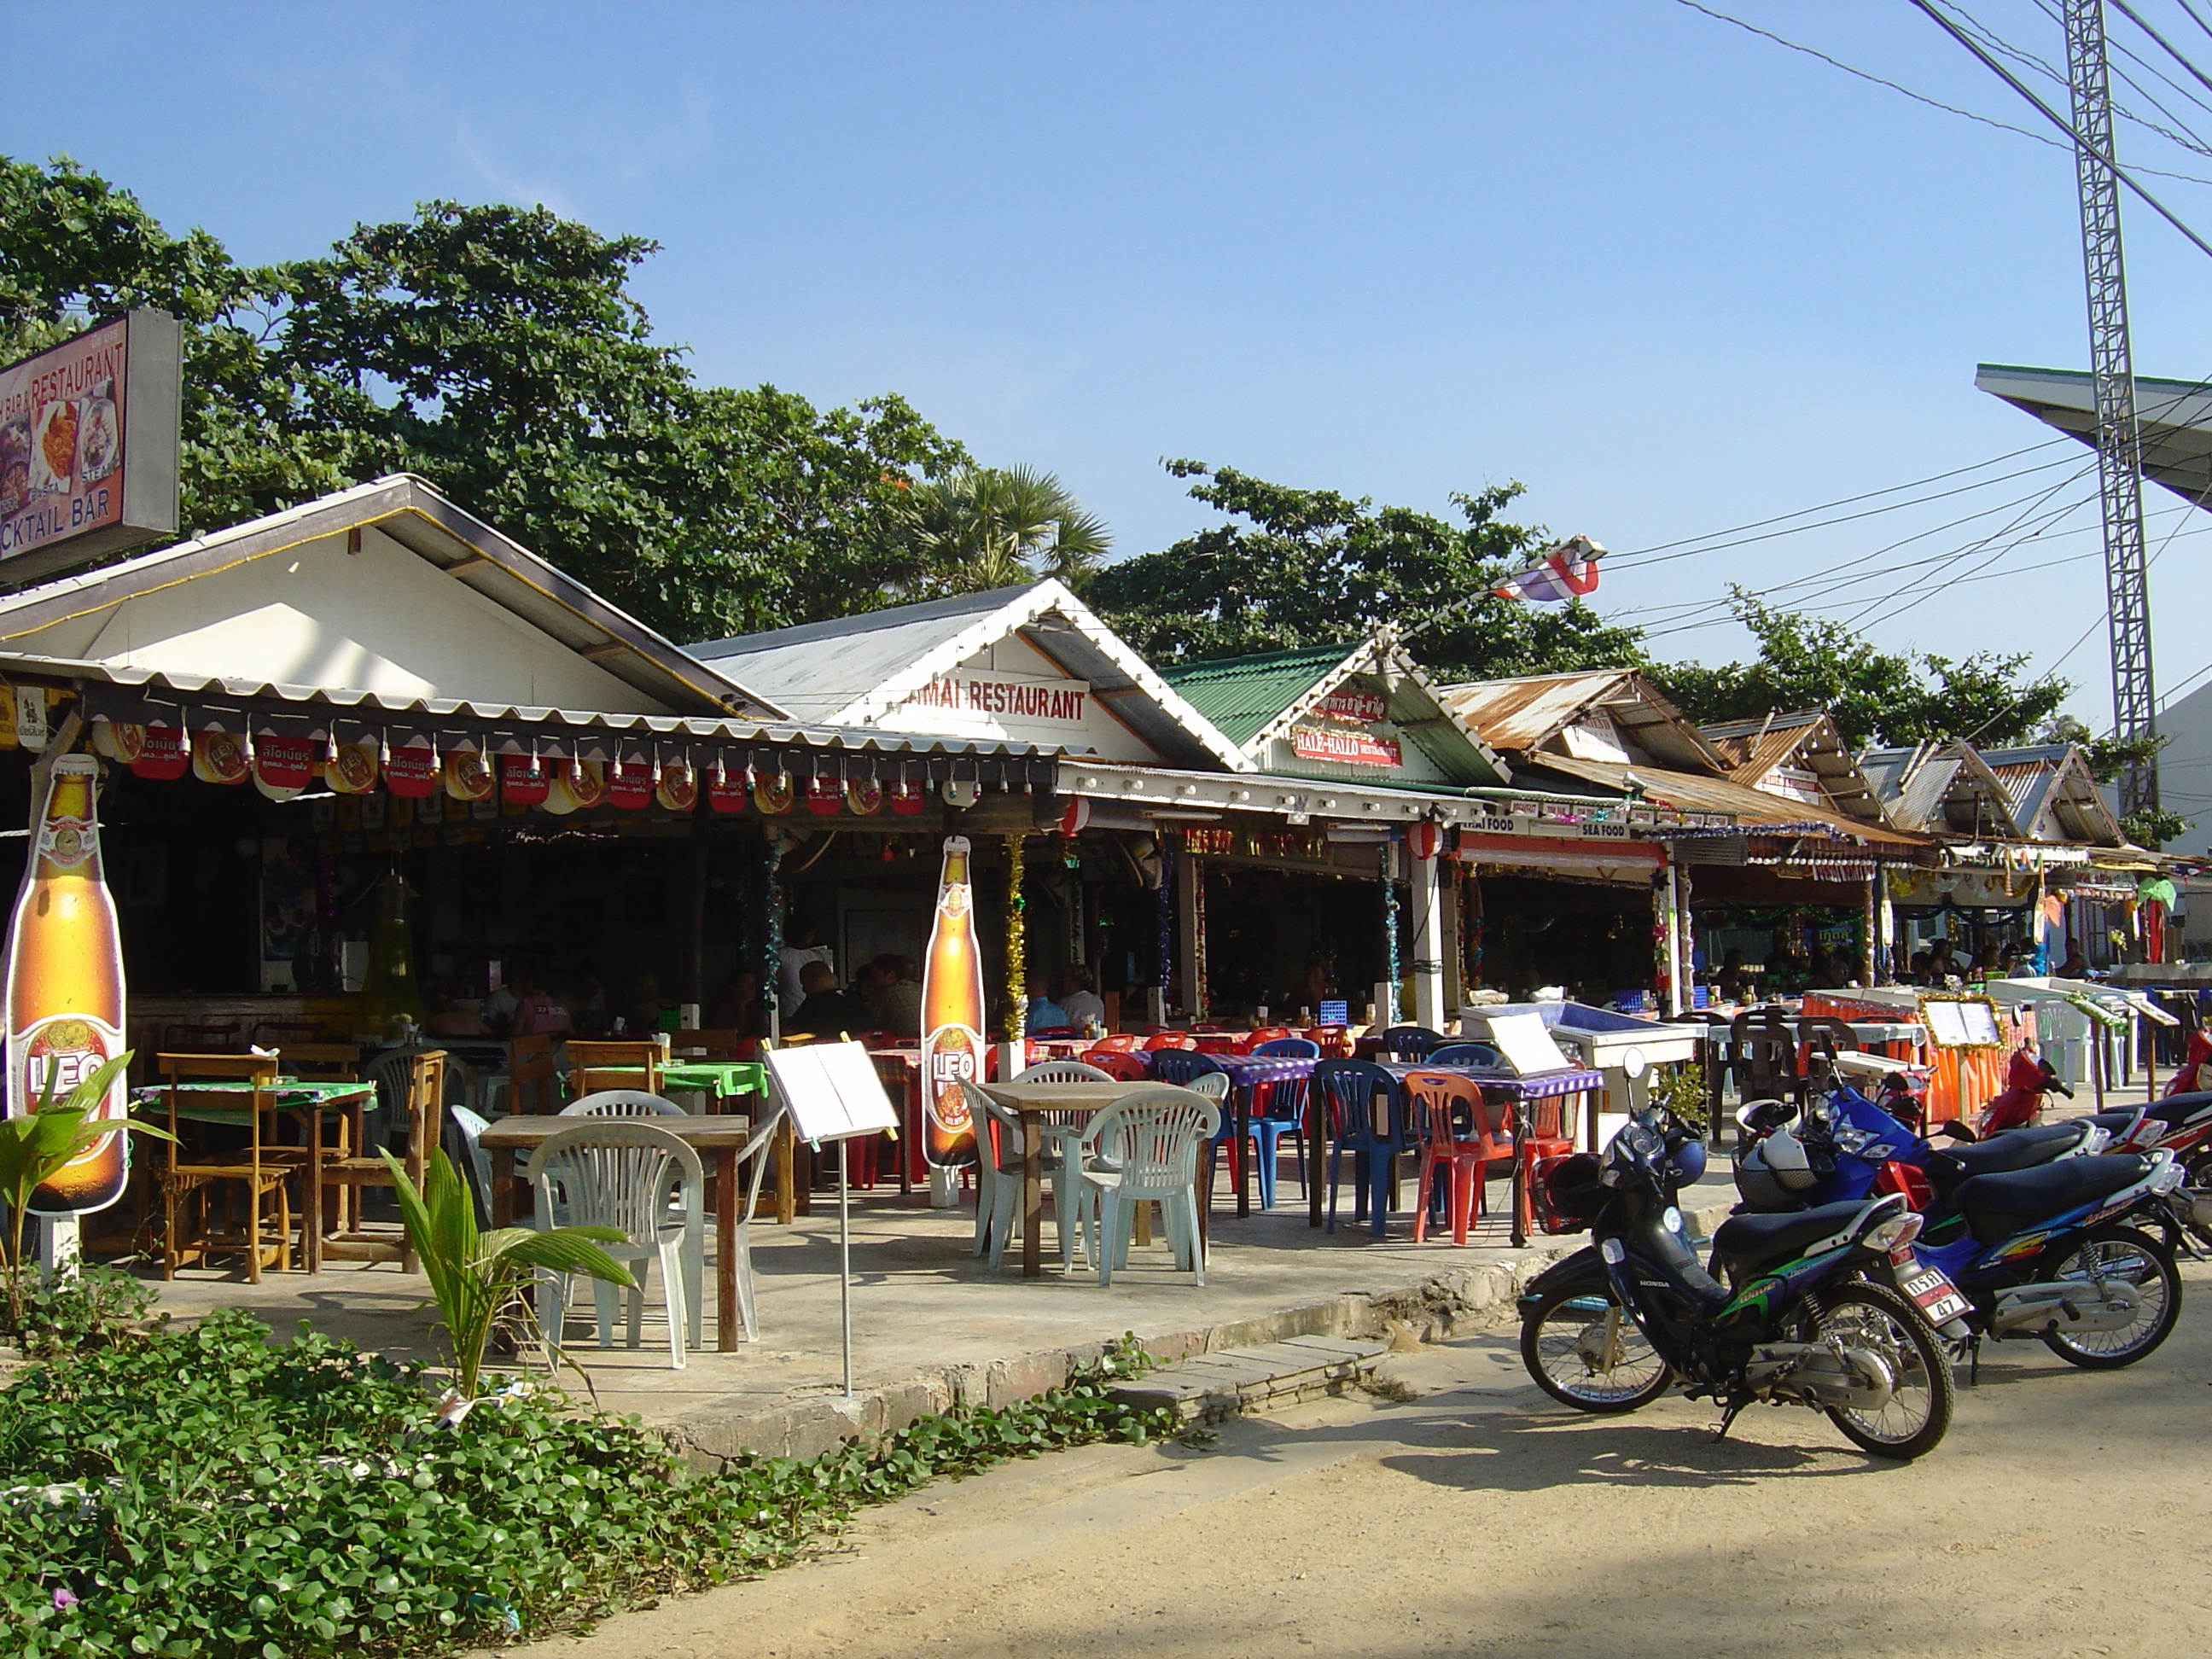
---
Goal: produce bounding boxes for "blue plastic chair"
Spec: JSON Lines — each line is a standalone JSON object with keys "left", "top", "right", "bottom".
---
{"left": 1150, "top": 1048, "right": 1227, "bottom": 1090}
{"left": 1425, "top": 1042, "right": 1500, "bottom": 1069}
{"left": 1313, "top": 1059, "right": 1417, "bottom": 1237}
{"left": 1243, "top": 1070, "right": 1313, "bottom": 1208}
{"left": 1372, "top": 1026, "right": 1447, "bottom": 1063}
{"left": 1252, "top": 1037, "right": 1320, "bottom": 1058}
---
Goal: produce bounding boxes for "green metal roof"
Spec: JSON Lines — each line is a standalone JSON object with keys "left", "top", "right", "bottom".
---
{"left": 1159, "top": 642, "right": 1359, "bottom": 748}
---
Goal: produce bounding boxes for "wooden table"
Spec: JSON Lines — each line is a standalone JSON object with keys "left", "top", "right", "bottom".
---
{"left": 133, "top": 1080, "right": 375, "bottom": 1273}
{"left": 981, "top": 1080, "right": 1136, "bottom": 1278}
{"left": 479, "top": 1115, "right": 758, "bottom": 1352}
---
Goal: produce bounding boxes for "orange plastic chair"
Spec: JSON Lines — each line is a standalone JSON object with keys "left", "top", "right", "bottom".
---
{"left": 1235, "top": 1026, "right": 1293, "bottom": 1054}
{"left": 1088, "top": 1033, "right": 1144, "bottom": 1054}
{"left": 1192, "top": 1033, "right": 1242, "bottom": 1055}
{"left": 1306, "top": 1025, "right": 1356, "bottom": 1058}
{"left": 1086, "top": 1050, "right": 1151, "bottom": 1082}
{"left": 1400, "top": 1069, "right": 1513, "bottom": 1246}
{"left": 1143, "top": 1032, "right": 1196, "bottom": 1052}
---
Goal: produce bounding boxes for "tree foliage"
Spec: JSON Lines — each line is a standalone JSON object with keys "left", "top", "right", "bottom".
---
{"left": 1655, "top": 590, "right": 2071, "bottom": 749}
{"left": 0, "top": 157, "right": 968, "bottom": 642}
{"left": 895, "top": 463, "right": 1110, "bottom": 595}
{"left": 1085, "top": 461, "right": 1648, "bottom": 679}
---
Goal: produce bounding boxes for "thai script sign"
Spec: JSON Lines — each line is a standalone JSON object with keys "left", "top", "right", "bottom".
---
{"left": 1311, "top": 686, "right": 1388, "bottom": 725}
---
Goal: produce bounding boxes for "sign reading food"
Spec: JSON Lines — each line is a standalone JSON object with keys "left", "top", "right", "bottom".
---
{"left": 1290, "top": 725, "right": 1402, "bottom": 767}
{"left": 0, "top": 311, "right": 181, "bottom": 581}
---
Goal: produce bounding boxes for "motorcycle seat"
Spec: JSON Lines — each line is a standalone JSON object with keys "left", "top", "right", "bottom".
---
{"left": 2082, "top": 1110, "right": 2141, "bottom": 1132}
{"left": 1927, "top": 1121, "right": 2095, "bottom": 1198}
{"left": 1952, "top": 1154, "right": 2152, "bottom": 1246}
{"left": 2138, "top": 1091, "right": 2212, "bottom": 1132}
{"left": 1711, "top": 1200, "right": 1872, "bottom": 1273}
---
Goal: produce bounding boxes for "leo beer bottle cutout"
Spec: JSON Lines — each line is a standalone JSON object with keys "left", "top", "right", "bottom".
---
{"left": 920, "top": 836, "right": 984, "bottom": 1204}
{"left": 7, "top": 754, "right": 129, "bottom": 1214}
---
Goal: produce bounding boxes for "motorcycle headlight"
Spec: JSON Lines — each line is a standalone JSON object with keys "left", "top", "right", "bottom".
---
{"left": 1862, "top": 1213, "right": 1924, "bottom": 1254}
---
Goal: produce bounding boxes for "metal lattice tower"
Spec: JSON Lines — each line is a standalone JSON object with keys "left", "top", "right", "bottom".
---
{"left": 2064, "top": 0, "right": 2159, "bottom": 814}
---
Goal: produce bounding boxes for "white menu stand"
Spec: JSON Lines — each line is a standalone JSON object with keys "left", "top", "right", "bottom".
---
{"left": 762, "top": 1042, "right": 901, "bottom": 1398}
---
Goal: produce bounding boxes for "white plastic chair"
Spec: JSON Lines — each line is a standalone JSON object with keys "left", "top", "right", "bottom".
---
{"left": 1012, "top": 1062, "right": 1114, "bottom": 1084}
{"left": 1075, "top": 1088, "right": 1221, "bottom": 1288}
{"left": 523, "top": 1121, "right": 702, "bottom": 1368}
{"left": 961, "top": 1081, "right": 1082, "bottom": 1271}
{"left": 561, "top": 1090, "right": 690, "bottom": 1118}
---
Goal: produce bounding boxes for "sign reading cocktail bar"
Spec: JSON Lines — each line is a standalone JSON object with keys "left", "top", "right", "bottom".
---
{"left": 0, "top": 311, "right": 181, "bottom": 583}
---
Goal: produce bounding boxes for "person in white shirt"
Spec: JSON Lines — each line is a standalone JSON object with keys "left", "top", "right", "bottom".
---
{"left": 778, "top": 917, "right": 835, "bottom": 1014}
{"left": 1059, "top": 965, "right": 1106, "bottom": 1029}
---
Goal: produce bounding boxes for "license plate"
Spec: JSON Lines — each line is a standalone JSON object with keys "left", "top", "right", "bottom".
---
{"left": 1894, "top": 1252, "right": 1970, "bottom": 1324}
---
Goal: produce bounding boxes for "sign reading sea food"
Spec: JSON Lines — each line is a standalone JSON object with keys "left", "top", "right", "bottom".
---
{"left": 0, "top": 311, "right": 182, "bottom": 581}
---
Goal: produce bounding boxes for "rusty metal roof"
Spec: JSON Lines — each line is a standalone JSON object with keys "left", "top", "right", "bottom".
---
{"left": 1534, "top": 753, "right": 1932, "bottom": 848}
{"left": 1700, "top": 709, "right": 1889, "bottom": 824}
{"left": 1441, "top": 670, "right": 1726, "bottom": 772}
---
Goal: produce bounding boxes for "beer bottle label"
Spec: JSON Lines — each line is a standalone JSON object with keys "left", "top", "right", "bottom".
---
{"left": 923, "top": 1023, "right": 979, "bottom": 1136}
{"left": 34, "top": 813, "right": 95, "bottom": 871}
{"left": 9, "top": 1012, "right": 128, "bottom": 1203}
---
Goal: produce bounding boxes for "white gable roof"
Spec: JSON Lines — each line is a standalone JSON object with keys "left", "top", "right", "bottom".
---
{"left": 692, "top": 579, "right": 1249, "bottom": 771}
{"left": 0, "top": 475, "right": 783, "bottom": 721}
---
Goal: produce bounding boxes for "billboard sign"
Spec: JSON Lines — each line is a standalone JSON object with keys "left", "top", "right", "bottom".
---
{"left": 0, "top": 310, "right": 182, "bottom": 582}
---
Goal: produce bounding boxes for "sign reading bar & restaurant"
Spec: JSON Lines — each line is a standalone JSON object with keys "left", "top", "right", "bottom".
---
{"left": 1290, "top": 724, "right": 1402, "bottom": 767}
{"left": 0, "top": 310, "right": 182, "bottom": 582}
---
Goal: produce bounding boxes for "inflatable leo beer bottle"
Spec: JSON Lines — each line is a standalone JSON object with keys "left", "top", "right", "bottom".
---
{"left": 6, "top": 754, "right": 129, "bottom": 1214}
{"left": 920, "top": 835, "right": 984, "bottom": 1205}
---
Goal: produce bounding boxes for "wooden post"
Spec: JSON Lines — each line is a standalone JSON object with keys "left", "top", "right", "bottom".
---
{"left": 684, "top": 796, "right": 711, "bottom": 1009}
{"left": 1174, "top": 841, "right": 1203, "bottom": 1022}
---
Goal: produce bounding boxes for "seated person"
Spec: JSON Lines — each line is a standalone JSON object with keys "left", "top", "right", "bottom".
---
{"left": 511, "top": 974, "right": 573, "bottom": 1037}
{"left": 863, "top": 954, "right": 923, "bottom": 1039}
{"left": 1059, "top": 965, "right": 1105, "bottom": 1030}
{"left": 784, "top": 960, "right": 868, "bottom": 1039}
{"left": 422, "top": 979, "right": 489, "bottom": 1038}
{"left": 1024, "top": 974, "right": 1071, "bottom": 1030}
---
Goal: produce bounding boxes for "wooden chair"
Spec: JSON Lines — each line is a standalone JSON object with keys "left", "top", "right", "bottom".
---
{"left": 671, "top": 1028, "right": 742, "bottom": 1059}
{"left": 253, "top": 1018, "right": 342, "bottom": 1050}
{"left": 566, "top": 1040, "right": 665, "bottom": 1100}
{"left": 161, "top": 1021, "right": 245, "bottom": 1053}
{"left": 157, "top": 1052, "right": 289, "bottom": 1282}
{"left": 509, "top": 1033, "right": 559, "bottom": 1115}
{"left": 279, "top": 1042, "right": 361, "bottom": 1082}
{"left": 319, "top": 1049, "right": 447, "bottom": 1270}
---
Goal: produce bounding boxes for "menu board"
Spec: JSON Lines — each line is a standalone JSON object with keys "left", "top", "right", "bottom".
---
{"left": 1485, "top": 1011, "right": 1578, "bottom": 1076}
{"left": 0, "top": 311, "right": 180, "bottom": 581}
{"left": 765, "top": 1040, "right": 900, "bottom": 1144}
{"left": 1920, "top": 996, "right": 2002, "bottom": 1048}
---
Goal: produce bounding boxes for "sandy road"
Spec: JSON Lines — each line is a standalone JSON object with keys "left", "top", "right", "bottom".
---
{"left": 489, "top": 1260, "right": 2212, "bottom": 1659}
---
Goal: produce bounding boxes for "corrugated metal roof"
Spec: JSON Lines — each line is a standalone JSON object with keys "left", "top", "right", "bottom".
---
{"left": 694, "top": 580, "right": 1249, "bottom": 771}
{"left": 1862, "top": 743, "right": 2023, "bottom": 838}
{"left": 1981, "top": 745, "right": 2125, "bottom": 846}
{"left": 1534, "top": 752, "right": 1930, "bottom": 847}
{"left": 1441, "top": 670, "right": 1727, "bottom": 772}
{"left": 1159, "top": 642, "right": 1355, "bottom": 747}
{"left": 0, "top": 474, "right": 785, "bottom": 722}
{"left": 1700, "top": 710, "right": 1889, "bottom": 824}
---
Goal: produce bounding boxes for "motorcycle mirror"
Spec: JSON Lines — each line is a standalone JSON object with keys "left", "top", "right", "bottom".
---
{"left": 1935, "top": 1119, "right": 1977, "bottom": 1143}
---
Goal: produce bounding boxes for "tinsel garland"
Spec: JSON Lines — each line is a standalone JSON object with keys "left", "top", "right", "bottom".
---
{"left": 1190, "top": 858, "right": 1208, "bottom": 1020}
{"left": 1382, "top": 844, "right": 1400, "bottom": 1022}
{"left": 1004, "top": 834, "right": 1027, "bottom": 1042}
{"left": 1463, "top": 865, "right": 1484, "bottom": 988}
{"left": 1156, "top": 841, "right": 1174, "bottom": 1015}
{"left": 763, "top": 830, "right": 785, "bottom": 1033}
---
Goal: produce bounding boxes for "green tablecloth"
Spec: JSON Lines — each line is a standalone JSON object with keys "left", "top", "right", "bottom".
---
{"left": 573, "top": 1061, "right": 765, "bottom": 1097}
{"left": 130, "top": 1079, "right": 374, "bottom": 1127}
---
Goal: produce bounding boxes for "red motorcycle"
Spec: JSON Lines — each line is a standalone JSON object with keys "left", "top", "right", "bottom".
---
{"left": 1970, "top": 1048, "right": 2074, "bottom": 1139}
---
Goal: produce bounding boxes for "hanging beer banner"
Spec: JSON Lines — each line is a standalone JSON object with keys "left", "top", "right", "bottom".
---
{"left": 888, "top": 778, "right": 927, "bottom": 817}
{"left": 444, "top": 750, "right": 495, "bottom": 803}
{"left": 190, "top": 729, "right": 248, "bottom": 786}
{"left": 127, "top": 725, "right": 188, "bottom": 782}
{"left": 499, "top": 754, "right": 550, "bottom": 808}
{"left": 6, "top": 754, "right": 131, "bottom": 1214}
{"left": 804, "top": 775, "right": 842, "bottom": 817}
{"left": 655, "top": 760, "right": 697, "bottom": 813}
{"left": 919, "top": 835, "right": 984, "bottom": 1194}
{"left": 251, "top": 735, "right": 317, "bottom": 801}
{"left": 544, "top": 758, "right": 604, "bottom": 815}
{"left": 845, "top": 777, "right": 884, "bottom": 817}
{"left": 324, "top": 738, "right": 377, "bottom": 795}
{"left": 90, "top": 720, "right": 136, "bottom": 762}
{"left": 384, "top": 742, "right": 439, "bottom": 799}
{"left": 707, "top": 764, "right": 749, "bottom": 814}
{"left": 606, "top": 760, "right": 653, "bottom": 811}
{"left": 753, "top": 771, "right": 795, "bottom": 815}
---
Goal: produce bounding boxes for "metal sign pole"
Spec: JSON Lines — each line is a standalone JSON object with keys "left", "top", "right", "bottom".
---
{"left": 838, "top": 1136, "right": 855, "bottom": 1399}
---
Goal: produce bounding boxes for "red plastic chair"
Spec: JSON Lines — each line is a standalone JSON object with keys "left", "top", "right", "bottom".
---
{"left": 1088, "top": 1033, "right": 1144, "bottom": 1054}
{"left": 1144, "top": 1032, "right": 1196, "bottom": 1052}
{"left": 1400, "top": 1070, "right": 1512, "bottom": 1245}
{"left": 1306, "top": 1025, "right": 1355, "bottom": 1058}
{"left": 1192, "top": 1033, "right": 1242, "bottom": 1055}
{"left": 1086, "top": 1050, "right": 1151, "bottom": 1082}
{"left": 1235, "top": 1026, "right": 1292, "bottom": 1054}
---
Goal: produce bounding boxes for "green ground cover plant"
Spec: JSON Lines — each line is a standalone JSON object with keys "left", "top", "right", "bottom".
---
{"left": 0, "top": 1305, "right": 1173, "bottom": 1657}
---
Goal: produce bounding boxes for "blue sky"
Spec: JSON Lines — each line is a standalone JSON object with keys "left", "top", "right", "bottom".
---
{"left": 11, "top": 1, "right": 2212, "bottom": 726}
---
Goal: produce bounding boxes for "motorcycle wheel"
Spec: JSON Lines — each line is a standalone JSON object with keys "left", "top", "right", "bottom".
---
{"left": 1519, "top": 1285, "right": 1673, "bottom": 1412}
{"left": 1800, "top": 1282, "right": 1954, "bottom": 1461}
{"left": 2040, "top": 1225, "right": 2180, "bottom": 1370}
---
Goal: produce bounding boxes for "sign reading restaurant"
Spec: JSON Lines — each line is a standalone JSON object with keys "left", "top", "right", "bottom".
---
{"left": 1290, "top": 724, "right": 1402, "bottom": 767}
{"left": 893, "top": 671, "right": 1090, "bottom": 725}
{"left": 0, "top": 310, "right": 182, "bottom": 582}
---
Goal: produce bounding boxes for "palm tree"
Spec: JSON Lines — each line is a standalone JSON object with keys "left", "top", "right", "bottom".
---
{"left": 899, "top": 463, "right": 1111, "bottom": 595}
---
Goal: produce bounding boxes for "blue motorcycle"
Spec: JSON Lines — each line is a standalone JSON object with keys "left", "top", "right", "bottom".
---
{"left": 1735, "top": 1084, "right": 2185, "bottom": 1371}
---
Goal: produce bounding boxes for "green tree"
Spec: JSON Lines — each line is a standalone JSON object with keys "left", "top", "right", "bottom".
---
{"left": 1655, "top": 591, "right": 2070, "bottom": 748}
{"left": 1086, "top": 461, "right": 1648, "bottom": 678}
{"left": 0, "top": 158, "right": 970, "bottom": 642}
{"left": 894, "top": 463, "right": 1111, "bottom": 594}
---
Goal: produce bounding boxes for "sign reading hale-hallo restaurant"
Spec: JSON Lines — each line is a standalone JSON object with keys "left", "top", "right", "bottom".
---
{"left": 0, "top": 311, "right": 183, "bottom": 582}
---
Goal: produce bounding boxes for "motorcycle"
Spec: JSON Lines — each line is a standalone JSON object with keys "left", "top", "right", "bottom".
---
{"left": 1972, "top": 1048, "right": 2075, "bottom": 1139}
{"left": 1518, "top": 1108, "right": 1957, "bottom": 1461}
{"left": 2076, "top": 1086, "right": 2212, "bottom": 1251}
{"left": 1734, "top": 1081, "right": 2185, "bottom": 1371}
